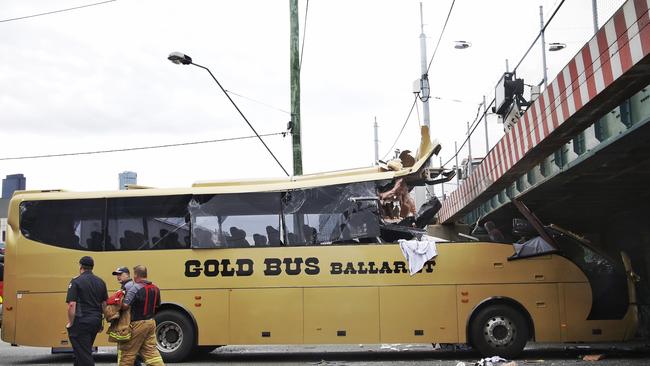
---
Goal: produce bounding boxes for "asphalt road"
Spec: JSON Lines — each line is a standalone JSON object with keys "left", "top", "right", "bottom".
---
{"left": 1, "top": 342, "right": 650, "bottom": 366}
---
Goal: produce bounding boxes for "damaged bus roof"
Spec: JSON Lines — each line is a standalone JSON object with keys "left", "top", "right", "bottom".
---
{"left": 11, "top": 126, "right": 440, "bottom": 199}
{"left": 193, "top": 126, "right": 440, "bottom": 191}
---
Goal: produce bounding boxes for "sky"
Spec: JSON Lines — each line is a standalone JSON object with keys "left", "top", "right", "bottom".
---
{"left": 0, "top": 0, "right": 625, "bottom": 192}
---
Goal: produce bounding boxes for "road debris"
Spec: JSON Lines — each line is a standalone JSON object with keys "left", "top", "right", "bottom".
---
{"left": 582, "top": 354, "right": 606, "bottom": 361}
{"left": 475, "top": 356, "right": 509, "bottom": 366}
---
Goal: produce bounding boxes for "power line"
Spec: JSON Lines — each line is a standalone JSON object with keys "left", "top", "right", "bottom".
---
{"left": 382, "top": 0, "right": 456, "bottom": 161}
{"left": 0, "top": 131, "right": 287, "bottom": 161}
{"left": 513, "top": 0, "right": 566, "bottom": 73}
{"left": 0, "top": 0, "right": 116, "bottom": 23}
{"left": 299, "top": 0, "right": 310, "bottom": 70}
{"left": 225, "top": 89, "right": 290, "bottom": 114}
{"left": 467, "top": 102, "right": 485, "bottom": 132}
{"left": 426, "top": 0, "right": 456, "bottom": 73}
{"left": 381, "top": 95, "right": 418, "bottom": 160}
{"left": 438, "top": 1, "right": 567, "bottom": 169}
{"left": 430, "top": 95, "right": 466, "bottom": 103}
{"left": 442, "top": 98, "right": 495, "bottom": 168}
{"left": 191, "top": 62, "right": 290, "bottom": 176}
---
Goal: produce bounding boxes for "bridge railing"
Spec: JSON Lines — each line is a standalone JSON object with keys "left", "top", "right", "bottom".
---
{"left": 438, "top": 0, "right": 650, "bottom": 224}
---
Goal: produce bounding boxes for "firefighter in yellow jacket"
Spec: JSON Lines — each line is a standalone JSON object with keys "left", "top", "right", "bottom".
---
{"left": 118, "top": 265, "right": 164, "bottom": 366}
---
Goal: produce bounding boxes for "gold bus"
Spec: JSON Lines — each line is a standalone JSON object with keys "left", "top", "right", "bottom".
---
{"left": 0, "top": 127, "right": 638, "bottom": 362}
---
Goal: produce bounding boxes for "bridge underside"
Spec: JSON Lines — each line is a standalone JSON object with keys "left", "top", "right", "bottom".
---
{"left": 481, "top": 116, "right": 650, "bottom": 236}
{"left": 435, "top": 0, "right": 650, "bottom": 339}
{"left": 476, "top": 115, "right": 650, "bottom": 339}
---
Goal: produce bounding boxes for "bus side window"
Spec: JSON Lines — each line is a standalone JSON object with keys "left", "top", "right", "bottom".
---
{"left": 189, "top": 193, "right": 282, "bottom": 249}
{"left": 20, "top": 199, "right": 105, "bottom": 251}
{"left": 106, "top": 195, "right": 192, "bottom": 251}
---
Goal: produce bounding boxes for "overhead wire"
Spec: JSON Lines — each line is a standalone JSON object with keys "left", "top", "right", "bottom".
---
{"left": 441, "top": 98, "right": 495, "bottom": 168}
{"left": 225, "top": 89, "right": 291, "bottom": 114}
{"left": 381, "top": 95, "right": 418, "bottom": 160}
{"left": 382, "top": 0, "right": 457, "bottom": 161}
{"left": 512, "top": 0, "right": 566, "bottom": 73}
{"left": 0, "top": 131, "right": 287, "bottom": 161}
{"left": 467, "top": 101, "right": 485, "bottom": 132}
{"left": 438, "top": 0, "right": 566, "bottom": 170}
{"left": 426, "top": 0, "right": 456, "bottom": 74}
{"left": 299, "top": 0, "right": 310, "bottom": 70}
{"left": 0, "top": 0, "right": 116, "bottom": 23}
{"left": 432, "top": 102, "right": 485, "bottom": 199}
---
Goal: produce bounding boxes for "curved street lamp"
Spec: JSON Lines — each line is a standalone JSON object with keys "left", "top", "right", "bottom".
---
{"left": 168, "top": 52, "right": 193, "bottom": 65}
{"left": 454, "top": 40, "right": 472, "bottom": 49}
{"left": 167, "top": 52, "right": 289, "bottom": 176}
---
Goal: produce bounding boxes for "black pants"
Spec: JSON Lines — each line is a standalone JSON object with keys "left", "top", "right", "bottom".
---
{"left": 67, "top": 318, "right": 101, "bottom": 366}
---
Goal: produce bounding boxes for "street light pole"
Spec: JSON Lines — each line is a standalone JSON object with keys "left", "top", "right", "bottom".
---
{"left": 374, "top": 117, "right": 379, "bottom": 164}
{"left": 591, "top": 0, "right": 599, "bottom": 34}
{"left": 483, "top": 95, "right": 489, "bottom": 153}
{"left": 419, "top": 2, "right": 431, "bottom": 129}
{"left": 168, "top": 52, "right": 289, "bottom": 176}
{"left": 467, "top": 121, "right": 472, "bottom": 176}
{"left": 540, "top": 5, "right": 548, "bottom": 88}
{"left": 290, "top": 0, "right": 303, "bottom": 176}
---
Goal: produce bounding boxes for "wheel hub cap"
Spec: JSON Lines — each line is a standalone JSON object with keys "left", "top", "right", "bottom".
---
{"left": 156, "top": 321, "right": 184, "bottom": 353}
{"left": 483, "top": 316, "right": 516, "bottom": 347}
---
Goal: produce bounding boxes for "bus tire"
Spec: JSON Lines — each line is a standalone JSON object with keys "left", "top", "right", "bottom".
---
{"left": 155, "top": 310, "right": 195, "bottom": 363}
{"left": 469, "top": 304, "right": 528, "bottom": 359}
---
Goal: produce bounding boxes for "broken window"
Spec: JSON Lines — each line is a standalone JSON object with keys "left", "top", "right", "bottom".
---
{"left": 18, "top": 175, "right": 442, "bottom": 251}
{"left": 282, "top": 182, "right": 380, "bottom": 245}
{"left": 376, "top": 178, "right": 442, "bottom": 242}
{"left": 189, "top": 192, "right": 282, "bottom": 248}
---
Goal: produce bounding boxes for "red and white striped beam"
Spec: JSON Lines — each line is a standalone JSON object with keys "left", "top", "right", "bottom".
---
{"left": 439, "top": 0, "right": 650, "bottom": 224}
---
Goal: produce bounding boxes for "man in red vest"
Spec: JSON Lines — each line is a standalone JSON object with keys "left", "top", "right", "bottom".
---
{"left": 118, "top": 265, "right": 163, "bottom": 366}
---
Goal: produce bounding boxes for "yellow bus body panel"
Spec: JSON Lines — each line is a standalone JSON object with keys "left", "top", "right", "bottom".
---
{"left": 0, "top": 127, "right": 637, "bottom": 348}
{"left": 1, "top": 232, "right": 636, "bottom": 347}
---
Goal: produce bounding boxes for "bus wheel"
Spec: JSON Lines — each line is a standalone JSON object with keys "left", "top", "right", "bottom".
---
{"left": 469, "top": 304, "right": 528, "bottom": 359}
{"left": 155, "top": 310, "right": 195, "bottom": 363}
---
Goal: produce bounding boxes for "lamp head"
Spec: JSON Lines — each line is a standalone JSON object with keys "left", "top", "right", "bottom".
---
{"left": 454, "top": 40, "right": 471, "bottom": 49}
{"left": 548, "top": 42, "right": 566, "bottom": 52}
{"left": 168, "top": 52, "right": 193, "bottom": 65}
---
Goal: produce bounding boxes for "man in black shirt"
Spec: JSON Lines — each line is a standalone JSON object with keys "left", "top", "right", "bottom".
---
{"left": 66, "top": 256, "right": 108, "bottom": 366}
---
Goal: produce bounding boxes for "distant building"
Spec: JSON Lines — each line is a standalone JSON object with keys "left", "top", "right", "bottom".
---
{"left": 1, "top": 199, "right": 8, "bottom": 243}
{"left": 119, "top": 171, "right": 137, "bottom": 190}
{"left": 2, "top": 174, "right": 26, "bottom": 199}
{"left": 1, "top": 174, "right": 25, "bottom": 242}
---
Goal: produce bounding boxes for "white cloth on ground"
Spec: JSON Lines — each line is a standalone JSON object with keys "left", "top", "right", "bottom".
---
{"left": 398, "top": 235, "right": 438, "bottom": 275}
{"left": 475, "top": 356, "right": 508, "bottom": 366}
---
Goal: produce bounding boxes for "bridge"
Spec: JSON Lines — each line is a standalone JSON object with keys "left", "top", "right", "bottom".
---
{"left": 434, "top": 1, "right": 650, "bottom": 337}
{"left": 438, "top": 0, "right": 650, "bottom": 232}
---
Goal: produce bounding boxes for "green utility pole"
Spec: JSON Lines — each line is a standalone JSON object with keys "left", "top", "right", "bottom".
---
{"left": 290, "top": 0, "right": 303, "bottom": 175}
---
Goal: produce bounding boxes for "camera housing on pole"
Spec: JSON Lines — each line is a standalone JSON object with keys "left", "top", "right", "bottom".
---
{"left": 493, "top": 72, "right": 531, "bottom": 132}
